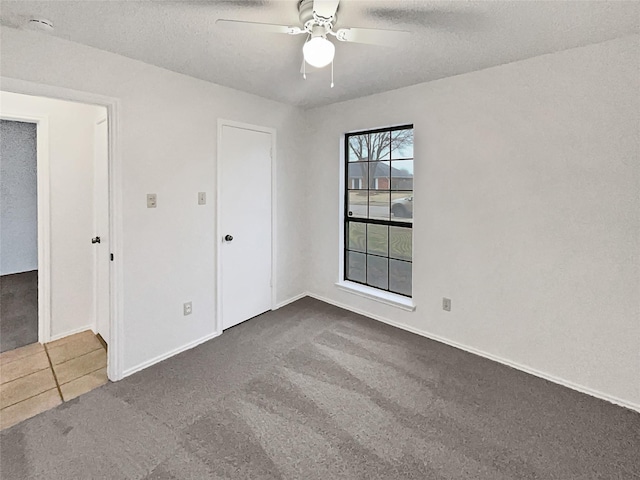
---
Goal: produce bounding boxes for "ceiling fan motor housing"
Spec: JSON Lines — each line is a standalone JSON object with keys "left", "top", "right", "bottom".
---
{"left": 299, "top": 0, "right": 337, "bottom": 32}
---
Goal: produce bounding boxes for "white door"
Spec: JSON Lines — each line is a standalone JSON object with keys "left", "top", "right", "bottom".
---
{"left": 94, "top": 117, "right": 110, "bottom": 343}
{"left": 219, "top": 124, "right": 272, "bottom": 330}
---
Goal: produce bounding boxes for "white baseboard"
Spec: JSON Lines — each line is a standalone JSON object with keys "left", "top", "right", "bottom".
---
{"left": 273, "top": 292, "right": 308, "bottom": 310}
{"left": 122, "top": 331, "right": 221, "bottom": 379}
{"left": 120, "top": 292, "right": 308, "bottom": 380}
{"left": 48, "top": 325, "right": 95, "bottom": 343}
{"left": 0, "top": 268, "right": 37, "bottom": 276}
{"left": 306, "top": 292, "right": 640, "bottom": 414}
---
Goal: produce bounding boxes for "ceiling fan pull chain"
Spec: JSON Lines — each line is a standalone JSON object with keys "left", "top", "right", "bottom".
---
{"left": 330, "top": 59, "right": 334, "bottom": 88}
{"left": 302, "top": 33, "right": 310, "bottom": 79}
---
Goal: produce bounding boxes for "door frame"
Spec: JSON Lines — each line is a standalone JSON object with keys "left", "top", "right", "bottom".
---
{"left": 216, "top": 119, "right": 277, "bottom": 334}
{"left": 0, "top": 111, "right": 51, "bottom": 346}
{"left": 1, "top": 77, "right": 125, "bottom": 381}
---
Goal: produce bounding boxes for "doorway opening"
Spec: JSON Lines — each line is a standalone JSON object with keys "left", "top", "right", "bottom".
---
{"left": 0, "top": 119, "right": 38, "bottom": 353}
{"left": 0, "top": 91, "right": 113, "bottom": 429}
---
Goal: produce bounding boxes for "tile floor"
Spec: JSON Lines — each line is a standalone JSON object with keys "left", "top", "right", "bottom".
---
{"left": 0, "top": 330, "right": 107, "bottom": 430}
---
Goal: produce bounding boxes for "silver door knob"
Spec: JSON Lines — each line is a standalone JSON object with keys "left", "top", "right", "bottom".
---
{"left": 224, "top": 235, "right": 233, "bottom": 242}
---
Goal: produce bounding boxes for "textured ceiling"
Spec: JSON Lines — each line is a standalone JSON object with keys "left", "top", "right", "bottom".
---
{"left": 1, "top": 0, "right": 638, "bottom": 108}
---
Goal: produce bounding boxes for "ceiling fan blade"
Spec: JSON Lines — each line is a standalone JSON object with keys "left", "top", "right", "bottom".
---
{"left": 334, "top": 27, "right": 410, "bottom": 46}
{"left": 364, "top": 7, "right": 485, "bottom": 31}
{"left": 313, "top": 0, "right": 340, "bottom": 19}
{"left": 217, "top": 0, "right": 270, "bottom": 7}
{"left": 215, "top": 19, "right": 303, "bottom": 35}
{"left": 166, "top": 0, "right": 271, "bottom": 9}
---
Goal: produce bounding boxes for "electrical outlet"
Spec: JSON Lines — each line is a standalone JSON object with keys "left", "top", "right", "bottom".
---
{"left": 442, "top": 297, "right": 451, "bottom": 312}
{"left": 183, "top": 302, "right": 192, "bottom": 316}
{"left": 147, "top": 193, "right": 157, "bottom": 208}
{"left": 198, "top": 192, "right": 206, "bottom": 205}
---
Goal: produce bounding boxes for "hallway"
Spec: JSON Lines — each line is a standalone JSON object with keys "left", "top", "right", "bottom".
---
{"left": 0, "top": 271, "right": 38, "bottom": 353}
{"left": 0, "top": 330, "right": 107, "bottom": 430}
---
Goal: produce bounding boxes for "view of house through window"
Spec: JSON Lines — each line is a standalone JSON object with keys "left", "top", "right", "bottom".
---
{"left": 344, "top": 125, "right": 413, "bottom": 297}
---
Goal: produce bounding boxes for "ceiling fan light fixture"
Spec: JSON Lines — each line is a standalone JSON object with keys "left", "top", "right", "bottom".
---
{"left": 303, "top": 36, "right": 335, "bottom": 68}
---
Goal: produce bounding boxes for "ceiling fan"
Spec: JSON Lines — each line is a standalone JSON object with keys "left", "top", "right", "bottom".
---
{"left": 216, "top": 0, "right": 410, "bottom": 84}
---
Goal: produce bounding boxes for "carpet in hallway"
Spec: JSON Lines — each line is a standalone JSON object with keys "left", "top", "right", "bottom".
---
{"left": 0, "top": 271, "right": 38, "bottom": 353}
{"left": 1, "top": 297, "right": 638, "bottom": 479}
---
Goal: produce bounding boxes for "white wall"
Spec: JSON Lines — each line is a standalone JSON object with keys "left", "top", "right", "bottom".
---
{"left": 0, "top": 119, "right": 37, "bottom": 275}
{"left": 1, "top": 91, "right": 105, "bottom": 339}
{"left": 0, "top": 26, "right": 307, "bottom": 374}
{"left": 303, "top": 35, "right": 640, "bottom": 409}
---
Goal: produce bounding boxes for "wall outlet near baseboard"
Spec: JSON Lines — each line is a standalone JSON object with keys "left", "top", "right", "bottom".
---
{"left": 183, "top": 302, "right": 192, "bottom": 316}
{"left": 442, "top": 298, "right": 451, "bottom": 312}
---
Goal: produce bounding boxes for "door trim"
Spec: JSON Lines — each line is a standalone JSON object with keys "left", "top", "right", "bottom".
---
{"left": 216, "top": 119, "right": 277, "bottom": 334}
{"left": 0, "top": 111, "right": 52, "bottom": 346}
{"left": 1, "top": 77, "right": 125, "bottom": 381}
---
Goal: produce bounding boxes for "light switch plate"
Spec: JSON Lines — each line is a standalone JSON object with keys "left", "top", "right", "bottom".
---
{"left": 198, "top": 192, "right": 206, "bottom": 205}
{"left": 147, "top": 194, "right": 157, "bottom": 208}
{"left": 443, "top": 298, "right": 451, "bottom": 312}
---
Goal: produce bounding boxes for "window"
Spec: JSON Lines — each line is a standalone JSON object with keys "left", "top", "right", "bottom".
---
{"left": 344, "top": 125, "right": 413, "bottom": 297}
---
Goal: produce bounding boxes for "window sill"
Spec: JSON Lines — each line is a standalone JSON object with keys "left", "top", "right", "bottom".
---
{"left": 335, "top": 281, "right": 416, "bottom": 312}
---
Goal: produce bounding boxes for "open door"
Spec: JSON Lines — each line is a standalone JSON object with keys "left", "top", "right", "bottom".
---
{"left": 94, "top": 116, "right": 110, "bottom": 345}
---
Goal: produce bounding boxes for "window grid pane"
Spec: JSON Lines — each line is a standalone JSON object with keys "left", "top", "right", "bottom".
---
{"left": 391, "top": 191, "right": 413, "bottom": 222}
{"left": 344, "top": 125, "right": 413, "bottom": 297}
{"left": 347, "top": 191, "right": 368, "bottom": 219}
{"left": 389, "top": 259, "right": 412, "bottom": 296}
{"left": 367, "top": 255, "right": 388, "bottom": 290}
{"left": 348, "top": 162, "right": 368, "bottom": 189}
{"left": 348, "top": 222, "right": 367, "bottom": 253}
{"left": 366, "top": 224, "right": 388, "bottom": 256}
{"left": 348, "top": 135, "right": 368, "bottom": 162}
{"left": 368, "top": 191, "right": 390, "bottom": 221}
{"left": 389, "top": 226, "right": 412, "bottom": 261}
{"left": 347, "top": 251, "right": 366, "bottom": 283}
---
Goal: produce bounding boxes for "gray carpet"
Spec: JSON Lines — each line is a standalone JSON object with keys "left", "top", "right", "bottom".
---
{"left": 1, "top": 297, "right": 638, "bottom": 479}
{"left": 0, "top": 271, "right": 38, "bottom": 353}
